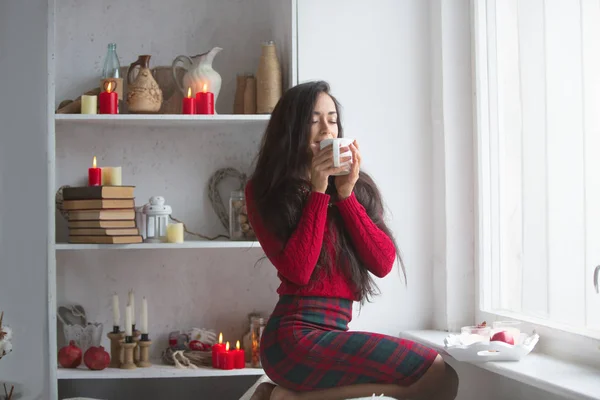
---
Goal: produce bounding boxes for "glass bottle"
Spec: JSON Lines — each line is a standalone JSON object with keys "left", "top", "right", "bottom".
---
{"left": 101, "top": 43, "right": 123, "bottom": 112}
{"left": 242, "top": 312, "right": 263, "bottom": 362}
{"left": 250, "top": 316, "right": 265, "bottom": 368}
{"left": 229, "top": 190, "right": 256, "bottom": 240}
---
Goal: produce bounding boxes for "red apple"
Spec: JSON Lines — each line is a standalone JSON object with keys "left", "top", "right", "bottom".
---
{"left": 491, "top": 331, "right": 514, "bottom": 345}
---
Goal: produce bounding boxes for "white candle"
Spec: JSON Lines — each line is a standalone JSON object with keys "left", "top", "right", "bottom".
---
{"left": 101, "top": 166, "right": 122, "bottom": 186}
{"left": 81, "top": 95, "right": 98, "bottom": 114}
{"left": 141, "top": 297, "right": 148, "bottom": 334}
{"left": 128, "top": 289, "right": 136, "bottom": 326}
{"left": 167, "top": 223, "right": 184, "bottom": 243}
{"left": 125, "top": 305, "right": 132, "bottom": 337}
{"left": 112, "top": 293, "right": 120, "bottom": 327}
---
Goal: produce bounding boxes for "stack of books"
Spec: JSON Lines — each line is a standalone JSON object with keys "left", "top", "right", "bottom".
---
{"left": 63, "top": 186, "right": 143, "bottom": 244}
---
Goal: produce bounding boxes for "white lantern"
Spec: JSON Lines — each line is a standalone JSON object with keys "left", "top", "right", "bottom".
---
{"left": 142, "top": 196, "right": 172, "bottom": 243}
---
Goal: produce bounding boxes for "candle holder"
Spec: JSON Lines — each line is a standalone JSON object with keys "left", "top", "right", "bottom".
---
{"left": 107, "top": 327, "right": 125, "bottom": 368}
{"left": 120, "top": 336, "right": 137, "bottom": 370}
{"left": 133, "top": 327, "right": 141, "bottom": 363}
{"left": 137, "top": 334, "right": 152, "bottom": 368}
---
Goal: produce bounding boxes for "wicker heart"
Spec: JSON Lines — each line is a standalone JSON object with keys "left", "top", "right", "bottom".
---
{"left": 207, "top": 168, "right": 247, "bottom": 232}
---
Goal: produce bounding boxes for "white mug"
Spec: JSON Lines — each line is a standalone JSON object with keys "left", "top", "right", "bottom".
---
{"left": 320, "top": 137, "right": 354, "bottom": 176}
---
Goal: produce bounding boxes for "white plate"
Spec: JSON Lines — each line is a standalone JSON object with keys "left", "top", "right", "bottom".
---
{"left": 442, "top": 333, "right": 540, "bottom": 362}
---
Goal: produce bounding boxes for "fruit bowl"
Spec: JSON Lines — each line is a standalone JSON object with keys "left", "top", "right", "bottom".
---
{"left": 442, "top": 332, "right": 539, "bottom": 362}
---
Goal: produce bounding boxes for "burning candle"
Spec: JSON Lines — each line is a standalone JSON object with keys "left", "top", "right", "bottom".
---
{"left": 232, "top": 340, "right": 245, "bottom": 369}
{"left": 112, "top": 293, "right": 120, "bottom": 327}
{"left": 211, "top": 332, "right": 225, "bottom": 368}
{"left": 218, "top": 341, "right": 235, "bottom": 370}
{"left": 99, "top": 80, "right": 118, "bottom": 114}
{"left": 182, "top": 87, "right": 196, "bottom": 114}
{"left": 88, "top": 156, "right": 101, "bottom": 186}
{"left": 141, "top": 297, "right": 148, "bottom": 334}
{"left": 195, "top": 83, "right": 215, "bottom": 114}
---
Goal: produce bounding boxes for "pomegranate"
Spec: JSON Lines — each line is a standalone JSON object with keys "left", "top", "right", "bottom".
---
{"left": 84, "top": 346, "right": 110, "bottom": 370}
{"left": 491, "top": 331, "right": 514, "bottom": 345}
{"left": 58, "top": 340, "right": 82, "bottom": 368}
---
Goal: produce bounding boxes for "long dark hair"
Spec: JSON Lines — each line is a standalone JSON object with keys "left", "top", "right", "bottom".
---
{"left": 249, "top": 81, "right": 405, "bottom": 302}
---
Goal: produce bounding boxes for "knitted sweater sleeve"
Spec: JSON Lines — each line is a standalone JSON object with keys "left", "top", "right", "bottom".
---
{"left": 245, "top": 183, "right": 330, "bottom": 286}
{"left": 336, "top": 193, "right": 396, "bottom": 278}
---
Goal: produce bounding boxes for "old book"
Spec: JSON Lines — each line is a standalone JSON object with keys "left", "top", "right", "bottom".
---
{"left": 63, "top": 199, "right": 135, "bottom": 210}
{"left": 62, "top": 186, "right": 135, "bottom": 200}
{"left": 68, "top": 209, "right": 135, "bottom": 221}
{"left": 68, "top": 220, "right": 136, "bottom": 229}
{"left": 69, "top": 228, "right": 140, "bottom": 236}
{"left": 68, "top": 235, "right": 143, "bottom": 244}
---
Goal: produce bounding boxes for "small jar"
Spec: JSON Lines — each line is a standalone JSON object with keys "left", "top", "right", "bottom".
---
{"left": 250, "top": 316, "right": 265, "bottom": 368}
{"left": 229, "top": 190, "right": 256, "bottom": 240}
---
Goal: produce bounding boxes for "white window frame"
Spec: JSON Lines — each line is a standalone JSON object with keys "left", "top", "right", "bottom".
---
{"left": 470, "top": 0, "right": 600, "bottom": 365}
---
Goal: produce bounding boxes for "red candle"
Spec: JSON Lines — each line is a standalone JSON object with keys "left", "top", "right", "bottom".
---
{"left": 195, "top": 83, "right": 214, "bottom": 114}
{"left": 88, "top": 156, "right": 101, "bottom": 186}
{"left": 232, "top": 340, "right": 245, "bottom": 369}
{"left": 211, "top": 332, "right": 225, "bottom": 368}
{"left": 182, "top": 87, "right": 196, "bottom": 114}
{"left": 218, "top": 341, "right": 235, "bottom": 370}
{"left": 99, "top": 80, "right": 118, "bottom": 114}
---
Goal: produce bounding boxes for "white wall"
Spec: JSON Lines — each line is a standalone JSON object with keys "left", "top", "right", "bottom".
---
{"left": 298, "top": 0, "right": 435, "bottom": 334}
{"left": 0, "top": 1, "right": 53, "bottom": 399}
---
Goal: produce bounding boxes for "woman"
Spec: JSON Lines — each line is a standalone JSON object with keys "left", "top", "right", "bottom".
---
{"left": 246, "top": 81, "right": 458, "bottom": 400}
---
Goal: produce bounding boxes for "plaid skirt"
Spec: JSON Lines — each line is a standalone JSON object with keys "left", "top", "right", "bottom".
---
{"left": 260, "top": 295, "right": 439, "bottom": 392}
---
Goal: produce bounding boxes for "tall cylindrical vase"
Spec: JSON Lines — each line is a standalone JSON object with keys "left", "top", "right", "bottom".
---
{"left": 256, "top": 41, "right": 282, "bottom": 114}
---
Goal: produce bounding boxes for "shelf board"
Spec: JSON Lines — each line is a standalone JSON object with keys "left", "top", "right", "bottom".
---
{"left": 57, "top": 362, "right": 264, "bottom": 380}
{"left": 55, "top": 114, "right": 270, "bottom": 128}
{"left": 55, "top": 240, "right": 261, "bottom": 251}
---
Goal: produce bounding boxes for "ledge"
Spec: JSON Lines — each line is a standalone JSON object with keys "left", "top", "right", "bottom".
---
{"left": 400, "top": 330, "right": 600, "bottom": 400}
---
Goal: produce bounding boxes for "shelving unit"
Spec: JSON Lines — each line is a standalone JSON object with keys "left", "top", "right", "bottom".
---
{"left": 57, "top": 364, "right": 264, "bottom": 380}
{"left": 55, "top": 240, "right": 261, "bottom": 251}
{"left": 48, "top": 1, "right": 297, "bottom": 398}
{"left": 55, "top": 114, "right": 271, "bottom": 129}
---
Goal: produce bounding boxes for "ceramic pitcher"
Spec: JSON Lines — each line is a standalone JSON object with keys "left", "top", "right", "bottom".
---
{"left": 172, "top": 47, "right": 223, "bottom": 106}
{"left": 127, "top": 55, "right": 163, "bottom": 113}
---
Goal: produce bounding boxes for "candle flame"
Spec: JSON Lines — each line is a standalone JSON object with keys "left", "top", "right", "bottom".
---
{"left": 187, "top": 87, "right": 192, "bottom": 98}
{"left": 218, "top": 332, "right": 223, "bottom": 344}
{"left": 202, "top": 83, "right": 208, "bottom": 93}
{"left": 92, "top": 156, "right": 97, "bottom": 168}
{"left": 236, "top": 340, "right": 240, "bottom": 350}
{"left": 225, "top": 341, "right": 230, "bottom": 351}
{"left": 106, "top": 81, "right": 113, "bottom": 93}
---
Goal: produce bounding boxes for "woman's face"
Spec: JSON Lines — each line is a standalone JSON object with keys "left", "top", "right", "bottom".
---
{"left": 308, "top": 92, "right": 339, "bottom": 147}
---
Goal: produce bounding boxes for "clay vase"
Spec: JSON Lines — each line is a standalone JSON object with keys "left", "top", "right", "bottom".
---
{"left": 127, "top": 55, "right": 163, "bottom": 114}
{"left": 172, "top": 47, "right": 223, "bottom": 111}
{"left": 256, "top": 41, "right": 282, "bottom": 114}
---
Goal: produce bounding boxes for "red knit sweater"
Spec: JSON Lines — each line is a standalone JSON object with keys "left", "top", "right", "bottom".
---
{"left": 245, "top": 182, "right": 396, "bottom": 301}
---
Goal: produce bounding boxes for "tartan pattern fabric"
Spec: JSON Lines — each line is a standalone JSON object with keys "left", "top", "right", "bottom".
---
{"left": 261, "top": 295, "right": 439, "bottom": 392}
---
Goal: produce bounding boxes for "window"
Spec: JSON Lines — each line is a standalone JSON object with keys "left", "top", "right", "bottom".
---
{"left": 473, "top": 0, "right": 600, "bottom": 338}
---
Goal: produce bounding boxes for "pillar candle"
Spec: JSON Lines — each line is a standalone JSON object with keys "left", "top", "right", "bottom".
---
{"left": 218, "top": 342, "right": 235, "bottom": 370}
{"left": 232, "top": 340, "right": 245, "bottom": 369}
{"left": 99, "top": 81, "right": 118, "bottom": 114}
{"left": 81, "top": 95, "right": 97, "bottom": 114}
{"left": 166, "top": 223, "right": 184, "bottom": 243}
{"left": 102, "top": 166, "right": 122, "bottom": 186}
{"left": 125, "top": 305, "right": 132, "bottom": 337}
{"left": 141, "top": 297, "right": 148, "bottom": 334}
{"left": 211, "top": 332, "right": 225, "bottom": 368}
{"left": 128, "top": 289, "right": 135, "bottom": 326}
{"left": 196, "top": 83, "right": 215, "bottom": 114}
{"left": 112, "top": 293, "right": 120, "bottom": 327}
{"left": 182, "top": 87, "right": 196, "bottom": 114}
{"left": 88, "top": 156, "right": 101, "bottom": 186}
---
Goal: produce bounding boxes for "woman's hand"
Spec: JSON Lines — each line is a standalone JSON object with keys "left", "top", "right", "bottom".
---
{"left": 310, "top": 144, "right": 351, "bottom": 193}
{"left": 335, "top": 140, "right": 361, "bottom": 200}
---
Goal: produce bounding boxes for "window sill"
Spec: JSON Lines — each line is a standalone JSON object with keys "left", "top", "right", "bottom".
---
{"left": 400, "top": 330, "right": 600, "bottom": 400}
